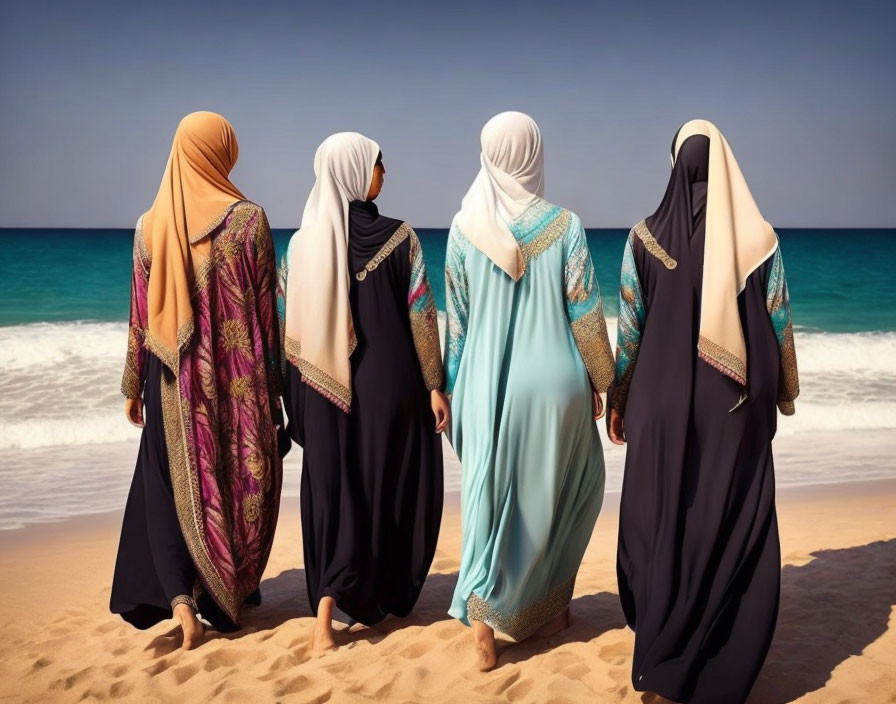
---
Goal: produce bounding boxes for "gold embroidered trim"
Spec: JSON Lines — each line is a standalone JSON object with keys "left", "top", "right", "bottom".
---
{"left": 570, "top": 306, "right": 615, "bottom": 392}
{"left": 160, "top": 368, "right": 240, "bottom": 623}
{"left": 284, "top": 336, "right": 352, "bottom": 412}
{"left": 777, "top": 322, "right": 799, "bottom": 413}
{"left": 697, "top": 335, "right": 747, "bottom": 386}
{"left": 633, "top": 220, "right": 677, "bottom": 270}
{"left": 188, "top": 200, "right": 245, "bottom": 244}
{"left": 170, "top": 594, "right": 198, "bottom": 612}
{"left": 467, "top": 577, "right": 576, "bottom": 642}
{"left": 410, "top": 310, "right": 444, "bottom": 391}
{"left": 355, "top": 222, "right": 412, "bottom": 281}
{"left": 519, "top": 209, "right": 570, "bottom": 271}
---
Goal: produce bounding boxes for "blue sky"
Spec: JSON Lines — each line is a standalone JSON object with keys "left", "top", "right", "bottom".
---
{"left": 1, "top": 0, "right": 894, "bottom": 227}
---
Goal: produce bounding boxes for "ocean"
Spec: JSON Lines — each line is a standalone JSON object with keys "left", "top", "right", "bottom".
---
{"left": 1, "top": 228, "right": 895, "bottom": 529}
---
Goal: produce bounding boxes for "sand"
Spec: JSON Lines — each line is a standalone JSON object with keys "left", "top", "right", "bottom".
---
{"left": 0, "top": 480, "right": 894, "bottom": 703}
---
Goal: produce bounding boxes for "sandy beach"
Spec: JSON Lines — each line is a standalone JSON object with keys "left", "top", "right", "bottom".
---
{"left": 1, "top": 472, "right": 894, "bottom": 703}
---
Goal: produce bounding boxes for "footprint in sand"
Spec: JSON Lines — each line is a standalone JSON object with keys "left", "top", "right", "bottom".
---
{"left": 598, "top": 641, "right": 631, "bottom": 666}
{"left": 52, "top": 665, "right": 94, "bottom": 691}
{"left": 109, "top": 679, "right": 134, "bottom": 699}
{"left": 29, "top": 656, "right": 52, "bottom": 673}
{"left": 93, "top": 620, "right": 119, "bottom": 635}
{"left": 169, "top": 662, "right": 199, "bottom": 685}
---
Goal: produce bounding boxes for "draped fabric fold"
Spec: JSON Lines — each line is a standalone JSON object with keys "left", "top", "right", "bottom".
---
{"left": 670, "top": 119, "right": 779, "bottom": 385}
{"left": 284, "top": 132, "right": 381, "bottom": 411}
{"left": 141, "top": 111, "right": 245, "bottom": 369}
{"left": 456, "top": 111, "right": 544, "bottom": 281}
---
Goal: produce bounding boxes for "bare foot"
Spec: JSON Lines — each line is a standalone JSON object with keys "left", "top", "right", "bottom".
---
{"left": 472, "top": 619, "right": 497, "bottom": 671}
{"left": 173, "top": 603, "right": 203, "bottom": 650}
{"left": 534, "top": 607, "right": 571, "bottom": 638}
{"left": 311, "top": 596, "right": 337, "bottom": 655}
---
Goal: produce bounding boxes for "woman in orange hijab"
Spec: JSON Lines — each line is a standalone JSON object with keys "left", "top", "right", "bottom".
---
{"left": 110, "top": 112, "right": 284, "bottom": 649}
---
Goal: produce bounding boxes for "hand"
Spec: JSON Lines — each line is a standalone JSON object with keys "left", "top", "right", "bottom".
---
{"left": 592, "top": 391, "right": 605, "bottom": 421}
{"left": 125, "top": 398, "right": 145, "bottom": 428}
{"left": 607, "top": 408, "right": 625, "bottom": 445}
{"left": 431, "top": 389, "right": 450, "bottom": 434}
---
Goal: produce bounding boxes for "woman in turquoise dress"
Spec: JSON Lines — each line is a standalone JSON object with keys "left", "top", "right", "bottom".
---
{"left": 445, "top": 112, "right": 615, "bottom": 670}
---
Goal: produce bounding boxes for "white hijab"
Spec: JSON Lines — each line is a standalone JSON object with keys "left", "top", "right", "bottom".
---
{"left": 456, "top": 111, "right": 544, "bottom": 281}
{"left": 284, "top": 132, "right": 380, "bottom": 411}
{"left": 674, "top": 119, "right": 778, "bottom": 386}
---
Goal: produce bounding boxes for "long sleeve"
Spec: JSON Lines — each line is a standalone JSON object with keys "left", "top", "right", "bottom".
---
{"left": 121, "top": 217, "right": 150, "bottom": 399}
{"left": 443, "top": 222, "right": 470, "bottom": 397}
{"left": 407, "top": 229, "right": 444, "bottom": 391}
{"left": 765, "top": 245, "right": 799, "bottom": 415}
{"left": 563, "top": 214, "right": 615, "bottom": 393}
{"left": 607, "top": 232, "right": 646, "bottom": 415}
{"left": 251, "top": 209, "right": 284, "bottom": 418}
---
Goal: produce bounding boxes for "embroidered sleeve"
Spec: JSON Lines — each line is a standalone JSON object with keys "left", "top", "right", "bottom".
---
{"left": 121, "top": 217, "right": 150, "bottom": 398}
{"left": 444, "top": 222, "right": 471, "bottom": 396}
{"left": 563, "top": 214, "right": 614, "bottom": 393}
{"left": 766, "top": 245, "right": 799, "bottom": 415}
{"left": 408, "top": 228, "right": 444, "bottom": 391}
{"left": 607, "top": 231, "right": 646, "bottom": 415}
{"left": 252, "top": 209, "right": 284, "bottom": 405}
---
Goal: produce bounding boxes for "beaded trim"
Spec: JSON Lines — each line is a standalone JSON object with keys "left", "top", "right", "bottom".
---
{"left": 170, "top": 594, "right": 198, "bottom": 612}
{"left": 697, "top": 335, "right": 747, "bottom": 386}
{"left": 466, "top": 577, "right": 575, "bottom": 642}
{"left": 570, "top": 306, "right": 615, "bottom": 393}
{"left": 633, "top": 220, "right": 677, "bottom": 270}
{"left": 356, "top": 223, "right": 412, "bottom": 281}
{"left": 284, "top": 336, "right": 353, "bottom": 412}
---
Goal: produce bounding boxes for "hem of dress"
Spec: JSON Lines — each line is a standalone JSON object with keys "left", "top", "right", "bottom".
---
{"left": 461, "top": 576, "right": 576, "bottom": 642}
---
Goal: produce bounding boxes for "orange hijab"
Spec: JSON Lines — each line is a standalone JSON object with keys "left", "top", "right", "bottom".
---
{"left": 141, "top": 112, "right": 245, "bottom": 369}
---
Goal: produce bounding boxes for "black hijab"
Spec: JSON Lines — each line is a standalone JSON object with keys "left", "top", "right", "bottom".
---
{"left": 645, "top": 134, "right": 710, "bottom": 247}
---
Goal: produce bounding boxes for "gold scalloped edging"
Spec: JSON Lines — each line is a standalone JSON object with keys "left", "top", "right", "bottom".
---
{"left": 633, "top": 220, "right": 677, "bottom": 270}
{"left": 170, "top": 594, "right": 198, "bottom": 612}
{"left": 466, "top": 577, "right": 575, "bottom": 642}
{"left": 697, "top": 334, "right": 747, "bottom": 386}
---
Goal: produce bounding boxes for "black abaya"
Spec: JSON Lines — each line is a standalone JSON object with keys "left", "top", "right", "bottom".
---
{"left": 285, "top": 200, "right": 444, "bottom": 625}
{"left": 611, "top": 136, "right": 786, "bottom": 704}
{"left": 110, "top": 353, "right": 243, "bottom": 632}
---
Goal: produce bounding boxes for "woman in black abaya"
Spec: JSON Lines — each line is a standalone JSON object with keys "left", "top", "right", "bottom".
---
{"left": 280, "top": 133, "right": 447, "bottom": 654}
{"left": 607, "top": 119, "right": 799, "bottom": 704}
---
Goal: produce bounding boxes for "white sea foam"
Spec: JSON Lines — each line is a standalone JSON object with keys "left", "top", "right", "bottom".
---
{"left": 0, "top": 319, "right": 894, "bottom": 529}
{"left": 1, "top": 319, "right": 895, "bottom": 451}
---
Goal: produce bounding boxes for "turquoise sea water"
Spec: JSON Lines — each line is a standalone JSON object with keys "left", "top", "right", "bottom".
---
{"left": 1, "top": 227, "right": 894, "bottom": 529}
{"left": 1, "top": 228, "right": 894, "bottom": 332}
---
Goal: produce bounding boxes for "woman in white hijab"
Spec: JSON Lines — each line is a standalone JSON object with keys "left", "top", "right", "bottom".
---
{"left": 607, "top": 120, "right": 798, "bottom": 703}
{"left": 280, "top": 132, "right": 448, "bottom": 653}
{"left": 444, "top": 112, "right": 614, "bottom": 670}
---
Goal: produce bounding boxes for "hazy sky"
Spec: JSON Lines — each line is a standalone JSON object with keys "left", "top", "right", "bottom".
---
{"left": 1, "top": 0, "right": 894, "bottom": 228}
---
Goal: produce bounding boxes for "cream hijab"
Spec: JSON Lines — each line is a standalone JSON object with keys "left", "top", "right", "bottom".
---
{"left": 284, "top": 132, "right": 381, "bottom": 411}
{"left": 674, "top": 119, "right": 778, "bottom": 385}
{"left": 456, "top": 111, "right": 544, "bottom": 280}
{"left": 142, "top": 111, "right": 245, "bottom": 369}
